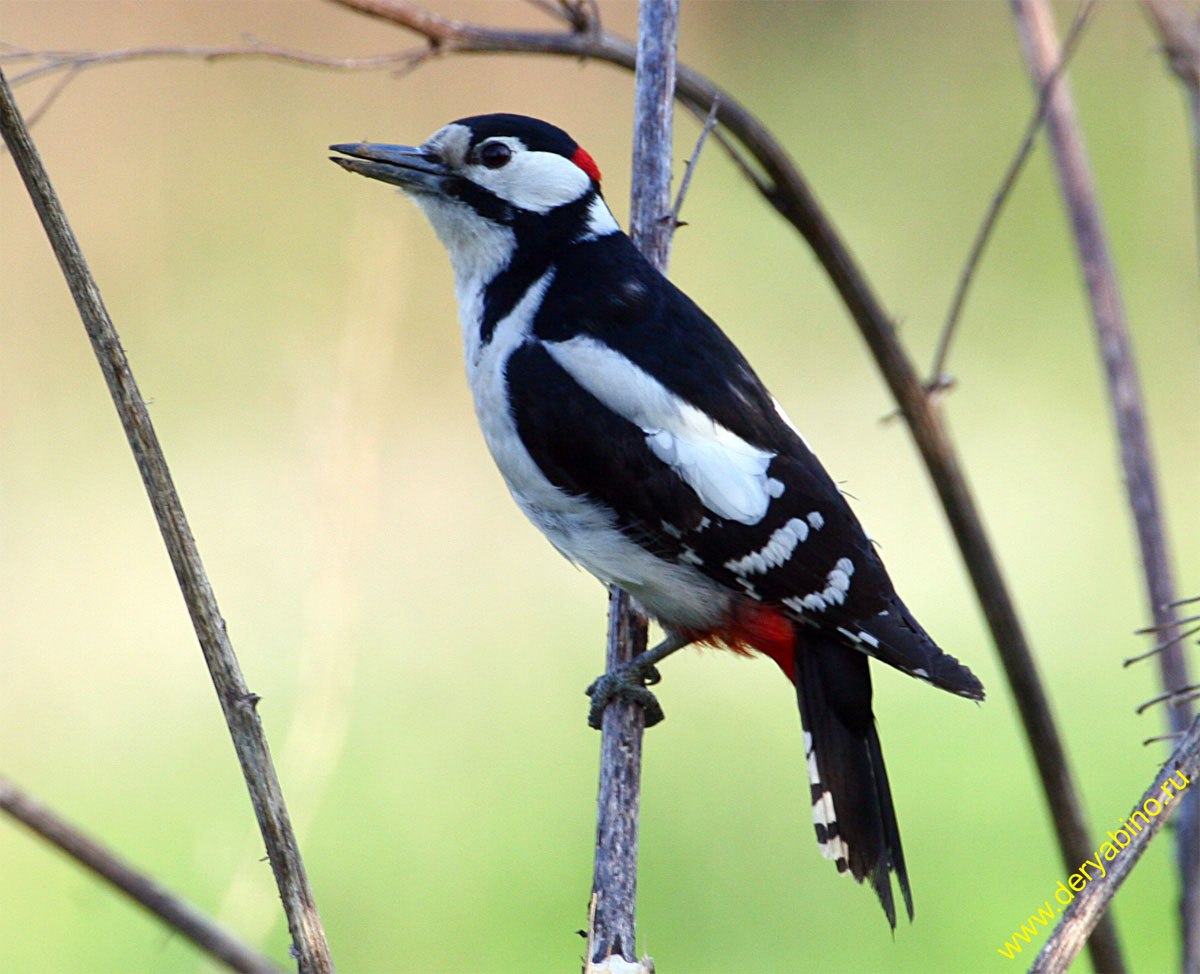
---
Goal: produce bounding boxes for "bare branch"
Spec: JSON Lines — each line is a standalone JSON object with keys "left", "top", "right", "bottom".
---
{"left": 1138, "top": 684, "right": 1200, "bottom": 715}
{"left": 1030, "top": 714, "right": 1200, "bottom": 973}
{"left": 1, "top": 38, "right": 425, "bottom": 83}
{"left": 0, "top": 68, "right": 333, "bottom": 974}
{"left": 588, "top": 4, "right": 677, "bottom": 969}
{"left": 669, "top": 94, "right": 721, "bottom": 229}
{"left": 1143, "top": 0, "right": 1200, "bottom": 266}
{"left": 1125, "top": 621, "right": 1200, "bottom": 667}
{"left": 0, "top": 776, "right": 284, "bottom": 974}
{"left": 928, "top": 1, "right": 1095, "bottom": 389}
{"left": 1012, "top": 0, "right": 1194, "bottom": 968}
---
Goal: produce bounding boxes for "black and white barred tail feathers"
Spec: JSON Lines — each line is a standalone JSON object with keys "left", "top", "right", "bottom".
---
{"left": 795, "top": 632, "right": 913, "bottom": 927}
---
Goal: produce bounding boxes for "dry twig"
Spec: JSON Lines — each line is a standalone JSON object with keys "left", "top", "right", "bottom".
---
{"left": 588, "top": 3, "right": 677, "bottom": 969}
{"left": 1012, "top": 0, "right": 1194, "bottom": 968}
{"left": 1143, "top": 0, "right": 1200, "bottom": 264}
{"left": 0, "top": 776, "right": 283, "bottom": 974}
{"left": 0, "top": 67, "right": 333, "bottom": 974}
{"left": 1030, "top": 714, "right": 1200, "bottom": 973}
{"left": 928, "top": 0, "right": 1095, "bottom": 389}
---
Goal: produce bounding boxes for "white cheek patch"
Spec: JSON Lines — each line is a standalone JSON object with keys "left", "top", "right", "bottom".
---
{"left": 477, "top": 148, "right": 593, "bottom": 213}
{"left": 543, "top": 335, "right": 781, "bottom": 525}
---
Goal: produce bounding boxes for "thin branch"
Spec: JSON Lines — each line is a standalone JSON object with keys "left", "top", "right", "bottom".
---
{"left": 928, "top": 0, "right": 1095, "bottom": 389}
{"left": 0, "top": 40, "right": 435, "bottom": 142}
{"left": 1124, "top": 621, "right": 1200, "bottom": 667}
{"left": 1138, "top": 684, "right": 1200, "bottom": 715}
{"left": 588, "top": 3, "right": 678, "bottom": 969}
{"left": 669, "top": 93, "right": 720, "bottom": 229}
{"left": 1030, "top": 713, "right": 1200, "bottom": 973}
{"left": 1, "top": 38, "right": 420, "bottom": 84}
{"left": 0, "top": 68, "right": 333, "bottom": 974}
{"left": 0, "top": 776, "right": 284, "bottom": 974}
{"left": 1143, "top": 0, "right": 1200, "bottom": 269}
{"left": 1012, "top": 2, "right": 1195, "bottom": 968}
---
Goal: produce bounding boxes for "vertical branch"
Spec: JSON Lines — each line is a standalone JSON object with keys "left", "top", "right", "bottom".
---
{"left": 628, "top": 0, "right": 679, "bottom": 268}
{"left": 589, "top": 588, "right": 650, "bottom": 969}
{"left": 0, "top": 68, "right": 334, "bottom": 974}
{"left": 1011, "top": 1, "right": 1196, "bottom": 969}
{"left": 589, "top": 1, "right": 678, "bottom": 969}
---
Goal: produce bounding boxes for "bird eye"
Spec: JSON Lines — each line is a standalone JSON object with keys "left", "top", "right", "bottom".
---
{"left": 479, "top": 141, "right": 512, "bottom": 170}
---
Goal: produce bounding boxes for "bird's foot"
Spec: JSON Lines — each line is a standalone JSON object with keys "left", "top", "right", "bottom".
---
{"left": 586, "top": 660, "right": 665, "bottom": 729}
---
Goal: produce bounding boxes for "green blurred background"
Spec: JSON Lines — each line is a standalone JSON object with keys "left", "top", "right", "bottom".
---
{"left": 2, "top": 2, "right": 1197, "bottom": 971}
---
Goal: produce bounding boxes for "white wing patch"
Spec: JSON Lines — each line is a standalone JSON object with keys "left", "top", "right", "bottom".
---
{"left": 781, "top": 556, "right": 856, "bottom": 616}
{"left": 724, "top": 516, "right": 810, "bottom": 575}
{"left": 543, "top": 335, "right": 783, "bottom": 525}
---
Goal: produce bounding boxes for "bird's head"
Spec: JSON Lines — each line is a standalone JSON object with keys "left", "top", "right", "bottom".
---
{"left": 331, "top": 114, "right": 615, "bottom": 282}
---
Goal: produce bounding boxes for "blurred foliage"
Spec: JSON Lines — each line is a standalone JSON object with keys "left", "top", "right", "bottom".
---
{"left": 1, "top": 1, "right": 1197, "bottom": 972}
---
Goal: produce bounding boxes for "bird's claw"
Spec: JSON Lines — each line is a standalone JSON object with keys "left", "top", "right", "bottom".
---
{"left": 586, "top": 662, "right": 665, "bottom": 729}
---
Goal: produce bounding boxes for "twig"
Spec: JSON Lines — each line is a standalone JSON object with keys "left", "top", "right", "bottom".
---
{"left": 928, "top": 1, "right": 1095, "bottom": 389}
{"left": 1142, "top": 0, "right": 1200, "bottom": 269}
{"left": 0, "top": 68, "right": 334, "bottom": 974}
{"left": 1030, "top": 713, "right": 1200, "bottom": 973}
{"left": 1138, "top": 684, "right": 1200, "bottom": 715}
{"left": 0, "top": 38, "right": 419, "bottom": 83}
{"left": 0, "top": 776, "right": 284, "bottom": 974}
{"left": 588, "top": 4, "right": 677, "bottom": 969}
{"left": 1012, "top": 2, "right": 1195, "bottom": 968}
{"left": 669, "top": 94, "right": 720, "bottom": 230}
{"left": 1124, "top": 621, "right": 1200, "bottom": 667}
{"left": 589, "top": 589, "right": 650, "bottom": 972}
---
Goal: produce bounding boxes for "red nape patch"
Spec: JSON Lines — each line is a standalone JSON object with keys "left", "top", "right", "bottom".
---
{"left": 571, "top": 146, "right": 602, "bottom": 185}
{"left": 683, "top": 604, "right": 796, "bottom": 683}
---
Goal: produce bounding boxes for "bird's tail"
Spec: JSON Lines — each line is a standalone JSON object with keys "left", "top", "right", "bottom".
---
{"left": 793, "top": 631, "right": 913, "bottom": 928}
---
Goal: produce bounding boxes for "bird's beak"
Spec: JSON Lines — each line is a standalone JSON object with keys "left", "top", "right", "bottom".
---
{"left": 329, "top": 142, "right": 449, "bottom": 192}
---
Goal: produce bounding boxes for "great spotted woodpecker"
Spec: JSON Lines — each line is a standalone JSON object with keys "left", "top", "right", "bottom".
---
{"left": 331, "top": 113, "right": 983, "bottom": 927}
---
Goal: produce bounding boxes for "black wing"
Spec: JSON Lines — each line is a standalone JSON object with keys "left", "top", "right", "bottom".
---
{"left": 515, "top": 232, "right": 982, "bottom": 699}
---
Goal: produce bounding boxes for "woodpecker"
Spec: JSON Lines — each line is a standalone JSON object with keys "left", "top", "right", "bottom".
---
{"left": 331, "top": 113, "right": 983, "bottom": 927}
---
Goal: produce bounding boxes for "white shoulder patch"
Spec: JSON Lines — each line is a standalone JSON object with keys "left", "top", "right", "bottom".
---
{"left": 543, "top": 335, "right": 781, "bottom": 525}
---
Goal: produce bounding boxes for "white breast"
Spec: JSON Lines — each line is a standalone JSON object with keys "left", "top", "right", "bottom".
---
{"left": 458, "top": 274, "right": 729, "bottom": 631}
